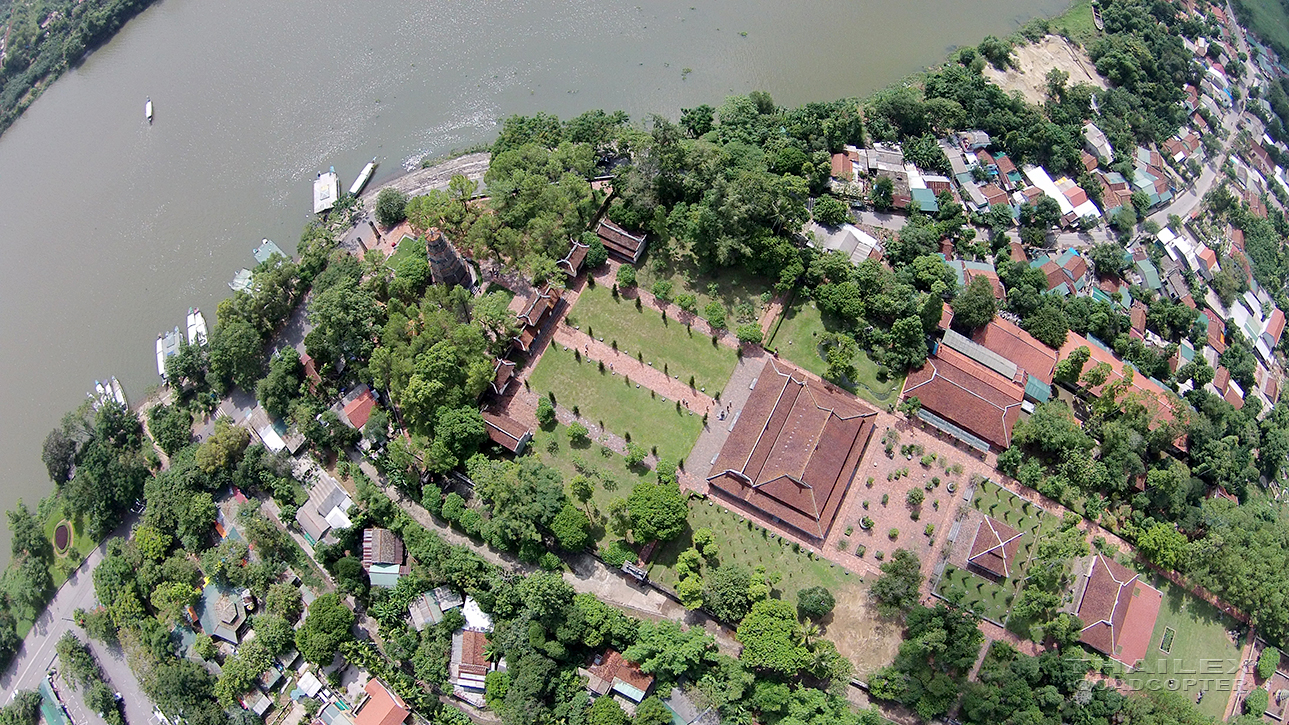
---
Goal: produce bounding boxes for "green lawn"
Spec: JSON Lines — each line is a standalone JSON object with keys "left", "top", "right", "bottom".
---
{"left": 936, "top": 565, "right": 1013, "bottom": 623}
{"left": 648, "top": 497, "right": 857, "bottom": 606}
{"left": 633, "top": 254, "right": 774, "bottom": 322}
{"left": 1122, "top": 575, "right": 1243, "bottom": 719}
{"left": 768, "top": 299, "right": 904, "bottom": 408}
{"left": 386, "top": 235, "right": 422, "bottom": 269}
{"left": 1050, "top": 0, "right": 1099, "bottom": 45}
{"left": 1232, "top": 0, "right": 1289, "bottom": 60}
{"left": 566, "top": 283, "right": 739, "bottom": 394}
{"left": 528, "top": 344, "right": 705, "bottom": 463}
{"left": 529, "top": 423, "right": 652, "bottom": 544}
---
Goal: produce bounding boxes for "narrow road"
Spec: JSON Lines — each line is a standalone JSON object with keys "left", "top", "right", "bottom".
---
{"left": 0, "top": 517, "right": 154, "bottom": 725}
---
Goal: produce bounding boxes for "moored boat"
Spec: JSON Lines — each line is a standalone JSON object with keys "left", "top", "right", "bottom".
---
{"left": 145, "top": 97, "right": 153, "bottom": 124}
{"left": 110, "top": 377, "right": 127, "bottom": 407}
{"left": 349, "top": 158, "right": 377, "bottom": 196}
{"left": 156, "top": 335, "right": 166, "bottom": 377}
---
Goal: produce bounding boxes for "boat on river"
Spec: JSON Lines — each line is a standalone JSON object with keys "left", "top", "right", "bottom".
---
{"left": 157, "top": 326, "right": 182, "bottom": 378}
{"left": 145, "top": 97, "right": 153, "bottom": 124}
{"left": 314, "top": 167, "right": 339, "bottom": 214}
{"left": 109, "top": 376, "right": 127, "bottom": 407}
{"left": 186, "top": 307, "right": 208, "bottom": 346}
{"left": 349, "top": 158, "right": 377, "bottom": 196}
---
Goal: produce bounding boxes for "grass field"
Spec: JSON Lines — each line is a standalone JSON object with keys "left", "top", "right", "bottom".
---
{"left": 933, "top": 479, "right": 1061, "bottom": 626}
{"left": 529, "top": 423, "right": 652, "bottom": 543}
{"left": 633, "top": 254, "right": 774, "bottom": 321}
{"left": 1122, "top": 575, "right": 1243, "bottom": 719}
{"left": 1233, "top": 0, "right": 1289, "bottom": 59}
{"left": 1050, "top": 0, "right": 1099, "bottom": 45}
{"left": 768, "top": 299, "right": 904, "bottom": 408}
{"left": 528, "top": 344, "right": 705, "bottom": 462}
{"left": 937, "top": 565, "right": 1013, "bottom": 623}
{"left": 386, "top": 235, "right": 422, "bottom": 269}
{"left": 649, "top": 497, "right": 857, "bottom": 606}
{"left": 566, "top": 283, "right": 739, "bottom": 393}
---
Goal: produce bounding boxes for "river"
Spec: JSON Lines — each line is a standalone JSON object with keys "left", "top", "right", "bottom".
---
{"left": 0, "top": 0, "right": 1068, "bottom": 561}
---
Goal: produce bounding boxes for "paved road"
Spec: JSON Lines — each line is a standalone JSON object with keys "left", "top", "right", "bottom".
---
{"left": 0, "top": 518, "right": 155, "bottom": 725}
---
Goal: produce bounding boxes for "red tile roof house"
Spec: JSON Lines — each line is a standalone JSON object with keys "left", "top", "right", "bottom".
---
{"left": 830, "top": 152, "right": 854, "bottom": 180}
{"left": 512, "top": 286, "right": 563, "bottom": 353}
{"left": 1066, "top": 553, "right": 1163, "bottom": 667}
{"left": 482, "top": 410, "right": 533, "bottom": 454}
{"left": 596, "top": 219, "right": 648, "bottom": 264}
{"left": 583, "top": 650, "right": 655, "bottom": 713}
{"left": 901, "top": 344, "right": 1026, "bottom": 451}
{"left": 558, "top": 237, "right": 591, "bottom": 277}
{"left": 971, "top": 318, "right": 1056, "bottom": 385}
{"left": 707, "top": 359, "right": 877, "bottom": 541}
{"left": 450, "top": 629, "right": 498, "bottom": 707}
{"left": 353, "top": 678, "right": 412, "bottom": 725}
{"left": 338, "top": 385, "right": 377, "bottom": 430}
{"left": 968, "top": 516, "right": 1023, "bottom": 579}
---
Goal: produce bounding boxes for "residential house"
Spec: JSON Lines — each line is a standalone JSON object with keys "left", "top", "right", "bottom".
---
{"left": 295, "top": 473, "right": 353, "bottom": 545}
{"left": 353, "top": 679, "right": 411, "bottom": 725}
{"left": 450, "top": 629, "right": 503, "bottom": 707}
{"left": 707, "top": 359, "right": 877, "bottom": 540}
{"left": 1083, "top": 123, "right": 1114, "bottom": 162}
{"left": 583, "top": 650, "right": 656, "bottom": 713}
{"left": 361, "top": 528, "right": 405, "bottom": 588}
{"left": 809, "top": 223, "right": 881, "bottom": 265}
{"left": 409, "top": 586, "right": 465, "bottom": 631}
{"left": 970, "top": 318, "right": 1057, "bottom": 402}
{"left": 336, "top": 384, "right": 377, "bottom": 430}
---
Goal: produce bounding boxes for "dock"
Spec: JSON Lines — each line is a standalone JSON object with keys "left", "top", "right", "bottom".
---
{"left": 313, "top": 170, "right": 340, "bottom": 214}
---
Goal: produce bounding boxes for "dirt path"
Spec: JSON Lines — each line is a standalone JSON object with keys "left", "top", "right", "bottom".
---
{"left": 983, "top": 35, "right": 1107, "bottom": 106}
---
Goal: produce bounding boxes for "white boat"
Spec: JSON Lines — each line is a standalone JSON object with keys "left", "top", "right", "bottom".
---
{"left": 156, "top": 335, "right": 166, "bottom": 377}
{"left": 314, "top": 167, "right": 340, "bottom": 214}
{"left": 193, "top": 308, "right": 208, "bottom": 346}
{"left": 110, "top": 377, "right": 127, "bottom": 407}
{"left": 349, "top": 158, "right": 377, "bottom": 196}
{"left": 145, "top": 97, "right": 153, "bottom": 124}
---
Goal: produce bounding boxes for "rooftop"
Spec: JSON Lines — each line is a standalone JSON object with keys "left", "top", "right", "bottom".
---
{"left": 707, "top": 359, "right": 876, "bottom": 540}
{"left": 971, "top": 318, "right": 1057, "bottom": 385}
{"left": 967, "top": 516, "right": 1023, "bottom": 578}
{"left": 1070, "top": 553, "right": 1163, "bottom": 667}
{"left": 353, "top": 678, "right": 410, "bottom": 725}
{"left": 901, "top": 344, "right": 1026, "bottom": 449}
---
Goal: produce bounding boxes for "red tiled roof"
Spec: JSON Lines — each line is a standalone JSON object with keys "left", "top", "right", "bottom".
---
{"left": 586, "top": 650, "right": 654, "bottom": 698}
{"left": 968, "top": 516, "right": 1023, "bottom": 577}
{"left": 355, "top": 679, "right": 411, "bottom": 725}
{"left": 708, "top": 360, "right": 876, "bottom": 540}
{"left": 901, "top": 345, "right": 1025, "bottom": 449}
{"left": 965, "top": 268, "right": 1006, "bottom": 301}
{"left": 460, "top": 629, "right": 489, "bottom": 676}
{"left": 1009, "top": 241, "right": 1028, "bottom": 264}
{"left": 1198, "top": 247, "right": 1217, "bottom": 270}
{"left": 1062, "top": 255, "right": 1089, "bottom": 282}
{"left": 971, "top": 318, "right": 1056, "bottom": 385}
{"left": 1266, "top": 309, "right": 1286, "bottom": 345}
{"left": 1074, "top": 554, "right": 1163, "bottom": 666}
{"left": 1224, "top": 385, "right": 1245, "bottom": 409}
{"left": 1203, "top": 309, "right": 1226, "bottom": 353}
{"left": 1214, "top": 366, "right": 1231, "bottom": 394}
{"left": 558, "top": 239, "right": 590, "bottom": 276}
{"left": 981, "top": 184, "right": 1008, "bottom": 206}
{"left": 830, "top": 153, "right": 853, "bottom": 179}
{"left": 1057, "top": 333, "right": 1188, "bottom": 449}
{"left": 1081, "top": 151, "right": 1099, "bottom": 172}
{"left": 491, "top": 359, "right": 516, "bottom": 396}
{"left": 301, "top": 352, "right": 322, "bottom": 395}
{"left": 482, "top": 411, "right": 531, "bottom": 453}
{"left": 1130, "top": 303, "right": 1147, "bottom": 334}
{"left": 597, "top": 220, "right": 646, "bottom": 262}
{"left": 1040, "top": 261, "right": 1067, "bottom": 292}
{"left": 995, "top": 155, "right": 1017, "bottom": 175}
{"left": 344, "top": 390, "right": 377, "bottom": 430}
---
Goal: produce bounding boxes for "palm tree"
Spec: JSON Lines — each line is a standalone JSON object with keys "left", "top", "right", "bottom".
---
{"left": 795, "top": 621, "right": 822, "bottom": 648}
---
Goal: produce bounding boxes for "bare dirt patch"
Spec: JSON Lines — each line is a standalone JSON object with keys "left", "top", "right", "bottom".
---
{"left": 825, "top": 581, "right": 902, "bottom": 679}
{"left": 984, "top": 35, "right": 1106, "bottom": 106}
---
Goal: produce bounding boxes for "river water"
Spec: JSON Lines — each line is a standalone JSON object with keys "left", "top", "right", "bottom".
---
{"left": 0, "top": 0, "right": 1067, "bottom": 559}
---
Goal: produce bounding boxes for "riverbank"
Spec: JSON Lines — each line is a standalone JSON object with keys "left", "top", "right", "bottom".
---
{"left": 357, "top": 151, "right": 491, "bottom": 208}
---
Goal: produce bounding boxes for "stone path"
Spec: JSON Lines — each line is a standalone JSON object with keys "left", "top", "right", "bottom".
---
{"left": 684, "top": 353, "right": 769, "bottom": 482}
{"left": 551, "top": 326, "right": 716, "bottom": 416}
